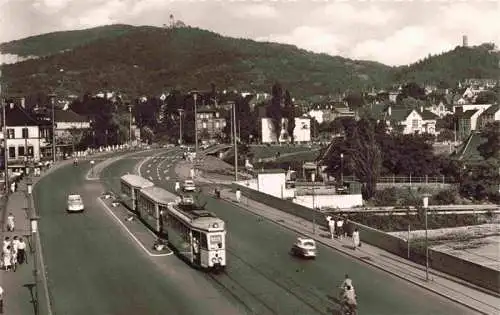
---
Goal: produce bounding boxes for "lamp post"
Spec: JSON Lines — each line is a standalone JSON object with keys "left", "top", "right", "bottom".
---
{"left": 177, "top": 109, "right": 184, "bottom": 145}
{"left": 27, "top": 180, "right": 40, "bottom": 315}
{"left": 191, "top": 92, "right": 199, "bottom": 159}
{"left": 128, "top": 105, "right": 133, "bottom": 147}
{"left": 340, "top": 153, "right": 344, "bottom": 184}
{"left": 311, "top": 172, "right": 316, "bottom": 234}
{"left": 49, "top": 94, "right": 57, "bottom": 163}
{"left": 423, "top": 195, "right": 430, "bottom": 281}
{"left": 232, "top": 102, "right": 238, "bottom": 181}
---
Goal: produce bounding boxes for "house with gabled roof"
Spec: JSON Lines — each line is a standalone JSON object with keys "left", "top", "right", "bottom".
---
{"left": 1, "top": 103, "right": 52, "bottom": 167}
{"left": 477, "top": 104, "right": 500, "bottom": 130}
{"left": 376, "top": 105, "right": 438, "bottom": 135}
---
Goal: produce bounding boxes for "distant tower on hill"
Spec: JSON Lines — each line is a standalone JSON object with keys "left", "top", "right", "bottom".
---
{"left": 462, "top": 35, "right": 468, "bottom": 47}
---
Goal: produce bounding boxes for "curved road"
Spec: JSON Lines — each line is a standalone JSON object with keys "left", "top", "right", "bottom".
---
{"left": 34, "top": 150, "right": 244, "bottom": 315}
{"left": 100, "top": 149, "right": 477, "bottom": 315}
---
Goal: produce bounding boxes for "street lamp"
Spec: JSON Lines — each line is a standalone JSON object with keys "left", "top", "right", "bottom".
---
{"left": 423, "top": 194, "right": 430, "bottom": 281}
{"left": 191, "top": 92, "right": 199, "bottom": 159}
{"left": 232, "top": 102, "right": 238, "bottom": 181}
{"left": 177, "top": 109, "right": 184, "bottom": 145}
{"left": 311, "top": 172, "right": 316, "bottom": 234}
{"left": 49, "top": 94, "right": 57, "bottom": 163}
{"left": 128, "top": 105, "right": 133, "bottom": 147}
{"left": 340, "top": 153, "right": 344, "bottom": 184}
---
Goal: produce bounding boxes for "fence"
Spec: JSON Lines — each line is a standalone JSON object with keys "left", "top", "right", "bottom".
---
{"left": 341, "top": 175, "right": 456, "bottom": 184}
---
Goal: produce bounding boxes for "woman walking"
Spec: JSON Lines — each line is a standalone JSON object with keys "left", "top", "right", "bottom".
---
{"left": 352, "top": 228, "right": 360, "bottom": 250}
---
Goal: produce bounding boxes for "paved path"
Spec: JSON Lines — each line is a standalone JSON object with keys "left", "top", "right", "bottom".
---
{"left": 136, "top": 152, "right": 487, "bottom": 315}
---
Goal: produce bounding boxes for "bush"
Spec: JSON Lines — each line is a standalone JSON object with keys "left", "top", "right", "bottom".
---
{"left": 432, "top": 189, "right": 459, "bottom": 205}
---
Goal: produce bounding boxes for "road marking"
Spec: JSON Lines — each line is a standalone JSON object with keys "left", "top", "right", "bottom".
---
{"left": 138, "top": 151, "right": 167, "bottom": 176}
{"left": 97, "top": 198, "right": 173, "bottom": 257}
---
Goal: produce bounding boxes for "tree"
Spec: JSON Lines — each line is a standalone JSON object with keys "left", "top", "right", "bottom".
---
{"left": 284, "top": 90, "right": 295, "bottom": 143}
{"left": 475, "top": 91, "right": 498, "bottom": 105}
{"left": 344, "top": 91, "right": 365, "bottom": 110}
{"left": 343, "top": 119, "right": 382, "bottom": 199}
{"left": 478, "top": 122, "right": 500, "bottom": 160}
{"left": 267, "top": 82, "right": 283, "bottom": 143}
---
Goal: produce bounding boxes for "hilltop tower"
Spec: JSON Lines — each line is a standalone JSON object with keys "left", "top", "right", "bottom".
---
{"left": 462, "top": 35, "right": 468, "bottom": 47}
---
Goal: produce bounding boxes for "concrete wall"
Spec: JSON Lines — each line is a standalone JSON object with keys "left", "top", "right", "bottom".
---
{"left": 293, "top": 194, "right": 363, "bottom": 209}
{"left": 232, "top": 182, "right": 500, "bottom": 293}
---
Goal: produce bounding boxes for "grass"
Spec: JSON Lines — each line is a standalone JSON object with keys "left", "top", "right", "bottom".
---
{"left": 250, "top": 145, "right": 320, "bottom": 159}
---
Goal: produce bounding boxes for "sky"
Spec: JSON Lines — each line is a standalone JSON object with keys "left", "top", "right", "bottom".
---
{"left": 0, "top": 0, "right": 499, "bottom": 66}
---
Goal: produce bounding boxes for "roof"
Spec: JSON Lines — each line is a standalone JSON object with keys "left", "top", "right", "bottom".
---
{"left": 55, "top": 109, "right": 89, "bottom": 123}
{"left": 139, "top": 186, "right": 177, "bottom": 204}
{"left": 461, "top": 110, "right": 479, "bottom": 119}
{"left": 481, "top": 104, "right": 499, "bottom": 116}
{"left": 4, "top": 105, "right": 51, "bottom": 127}
{"left": 120, "top": 174, "right": 154, "bottom": 188}
{"left": 419, "top": 110, "right": 439, "bottom": 120}
{"left": 256, "top": 169, "right": 286, "bottom": 174}
{"left": 389, "top": 108, "right": 413, "bottom": 121}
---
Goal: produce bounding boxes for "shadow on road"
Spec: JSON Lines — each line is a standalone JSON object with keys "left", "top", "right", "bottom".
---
{"left": 22, "top": 283, "right": 37, "bottom": 315}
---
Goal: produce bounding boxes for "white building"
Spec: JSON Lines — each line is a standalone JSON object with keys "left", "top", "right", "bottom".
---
{"left": 261, "top": 117, "right": 311, "bottom": 144}
{"left": 0, "top": 103, "right": 52, "bottom": 165}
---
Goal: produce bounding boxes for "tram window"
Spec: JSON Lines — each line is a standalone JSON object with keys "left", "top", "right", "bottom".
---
{"left": 200, "top": 233, "right": 208, "bottom": 250}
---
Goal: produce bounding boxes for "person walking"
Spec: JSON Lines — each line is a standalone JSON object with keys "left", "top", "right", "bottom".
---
{"left": 352, "top": 228, "right": 360, "bottom": 250}
{"left": 3, "top": 246, "right": 12, "bottom": 271}
{"left": 326, "top": 216, "right": 335, "bottom": 239}
{"left": 2, "top": 238, "right": 10, "bottom": 253}
{"left": 235, "top": 188, "right": 241, "bottom": 203}
{"left": 6, "top": 213, "right": 15, "bottom": 232}
{"left": 17, "top": 238, "right": 26, "bottom": 265}
{"left": 0, "top": 285, "right": 4, "bottom": 314}
{"left": 336, "top": 217, "right": 344, "bottom": 239}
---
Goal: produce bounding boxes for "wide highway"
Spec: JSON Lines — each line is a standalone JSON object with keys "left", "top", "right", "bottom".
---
{"left": 33, "top": 150, "right": 244, "bottom": 315}
{"left": 100, "top": 149, "right": 478, "bottom": 315}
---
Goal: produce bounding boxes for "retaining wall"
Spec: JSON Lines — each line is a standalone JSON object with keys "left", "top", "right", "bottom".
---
{"left": 232, "top": 182, "right": 500, "bottom": 293}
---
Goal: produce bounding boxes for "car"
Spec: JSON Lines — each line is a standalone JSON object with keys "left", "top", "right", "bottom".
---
{"left": 67, "top": 194, "right": 85, "bottom": 212}
{"left": 182, "top": 180, "right": 196, "bottom": 192}
{"left": 291, "top": 237, "right": 317, "bottom": 258}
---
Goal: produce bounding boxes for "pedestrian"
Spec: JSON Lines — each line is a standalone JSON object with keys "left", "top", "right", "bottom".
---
{"left": 6, "top": 213, "right": 14, "bottom": 232}
{"left": 3, "top": 246, "right": 12, "bottom": 271}
{"left": 11, "top": 237, "right": 19, "bottom": 271}
{"left": 17, "top": 238, "right": 26, "bottom": 265}
{"left": 9, "top": 182, "right": 15, "bottom": 193}
{"left": 336, "top": 217, "right": 344, "bottom": 239}
{"left": 327, "top": 216, "right": 336, "bottom": 239}
{"left": 0, "top": 285, "right": 4, "bottom": 313}
{"left": 2, "top": 238, "right": 10, "bottom": 252}
{"left": 353, "top": 228, "right": 360, "bottom": 250}
{"left": 235, "top": 188, "right": 241, "bottom": 203}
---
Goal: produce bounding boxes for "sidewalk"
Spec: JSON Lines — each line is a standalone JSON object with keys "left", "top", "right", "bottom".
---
{"left": 174, "top": 163, "right": 500, "bottom": 315}
{"left": 0, "top": 149, "right": 131, "bottom": 315}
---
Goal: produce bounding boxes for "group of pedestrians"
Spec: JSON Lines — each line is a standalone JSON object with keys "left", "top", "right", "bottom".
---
{"left": 326, "top": 215, "right": 361, "bottom": 250}
{"left": 1, "top": 215, "right": 28, "bottom": 272}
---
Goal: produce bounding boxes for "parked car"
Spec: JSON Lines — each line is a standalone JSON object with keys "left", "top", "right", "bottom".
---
{"left": 291, "top": 237, "right": 317, "bottom": 258}
{"left": 67, "top": 194, "right": 84, "bottom": 212}
{"left": 182, "top": 180, "right": 196, "bottom": 192}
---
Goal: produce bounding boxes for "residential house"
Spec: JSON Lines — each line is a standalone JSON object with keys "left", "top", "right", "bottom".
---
{"left": 457, "top": 110, "right": 480, "bottom": 141}
{"left": 383, "top": 106, "right": 438, "bottom": 135}
{"left": 428, "top": 101, "right": 453, "bottom": 118}
{"left": 477, "top": 104, "right": 500, "bottom": 130}
{"left": 1, "top": 103, "right": 52, "bottom": 167}
{"left": 196, "top": 107, "right": 226, "bottom": 140}
{"left": 261, "top": 117, "right": 311, "bottom": 143}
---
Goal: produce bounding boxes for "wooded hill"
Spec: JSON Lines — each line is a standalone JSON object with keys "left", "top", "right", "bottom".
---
{"left": 0, "top": 25, "right": 498, "bottom": 98}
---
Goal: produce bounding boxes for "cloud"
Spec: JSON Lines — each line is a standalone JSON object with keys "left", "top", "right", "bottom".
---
{"left": 257, "top": 26, "right": 345, "bottom": 55}
{"left": 232, "top": 4, "right": 279, "bottom": 19}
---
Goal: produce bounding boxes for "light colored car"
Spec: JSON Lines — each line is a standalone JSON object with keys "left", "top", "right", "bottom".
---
{"left": 67, "top": 194, "right": 84, "bottom": 212}
{"left": 183, "top": 180, "right": 196, "bottom": 192}
{"left": 291, "top": 237, "right": 317, "bottom": 258}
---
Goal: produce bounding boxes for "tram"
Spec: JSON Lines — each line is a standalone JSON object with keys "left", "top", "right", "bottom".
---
{"left": 163, "top": 201, "right": 226, "bottom": 270}
{"left": 120, "top": 174, "right": 154, "bottom": 212}
{"left": 137, "top": 186, "right": 177, "bottom": 234}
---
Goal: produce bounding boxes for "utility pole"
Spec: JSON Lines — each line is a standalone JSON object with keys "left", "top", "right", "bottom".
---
{"left": 232, "top": 102, "right": 238, "bottom": 181}
{"left": 0, "top": 70, "right": 8, "bottom": 194}
{"left": 178, "top": 109, "right": 184, "bottom": 145}
{"left": 129, "top": 105, "right": 133, "bottom": 147}
{"left": 49, "top": 94, "right": 56, "bottom": 163}
{"left": 193, "top": 92, "right": 198, "bottom": 158}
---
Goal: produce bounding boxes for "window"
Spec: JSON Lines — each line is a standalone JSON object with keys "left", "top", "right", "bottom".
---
{"left": 411, "top": 119, "right": 419, "bottom": 129}
{"left": 202, "top": 122, "right": 207, "bottom": 129}
{"left": 18, "top": 146, "right": 25, "bottom": 157}
{"left": 22, "top": 128, "right": 29, "bottom": 139}
{"left": 27, "top": 146, "right": 34, "bottom": 157}
{"left": 215, "top": 122, "right": 220, "bottom": 129}
{"left": 8, "top": 147, "right": 15, "bottom": 159}
{"left": 7, "top": 129, "right": 14, "bottom": 139}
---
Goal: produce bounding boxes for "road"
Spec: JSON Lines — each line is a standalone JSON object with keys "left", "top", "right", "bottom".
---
{"left": 33, "top": 151, "right": 244, "bottom": 315}
{"left": 105, "top": 149, "right": 477, "bottom": 315}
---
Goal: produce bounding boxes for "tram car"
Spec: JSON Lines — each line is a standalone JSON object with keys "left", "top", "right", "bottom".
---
{"left": 137, "top": 186, "right": 177, "bottom": 235}
{"left": 163, "top": 202, "right": 226, "bottom": 270}
{"left": 120, "top": 174, "right": 154, "bottom": 212}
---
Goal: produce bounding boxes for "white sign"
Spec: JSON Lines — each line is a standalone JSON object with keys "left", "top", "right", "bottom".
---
{"left": 423, "top": 196, "right": 429, "bottom": 208}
